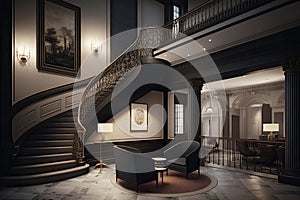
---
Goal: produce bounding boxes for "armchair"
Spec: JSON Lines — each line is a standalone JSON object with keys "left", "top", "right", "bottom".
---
{"left": 164, "top": 141, "right": 200, "bottom": 179}
{"left": 113, "top": 145, "right": 158, "bottom": 192}
{"left": 258, "top": 144, "right": 277, "bottom": 173}
{"left": 237, "top": 140, "right": 259, "bottom": 169}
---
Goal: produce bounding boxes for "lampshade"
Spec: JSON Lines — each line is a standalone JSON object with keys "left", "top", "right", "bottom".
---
{"left": 97, "top": 123, "right": 113, "bottom": 133}
{"left": 263, "top": 123, "right": 279, "bottom": 132}
{"left": 86, "top": 123, "right": 113, "bottom": 144}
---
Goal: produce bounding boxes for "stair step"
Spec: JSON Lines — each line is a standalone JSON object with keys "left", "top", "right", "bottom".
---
{"left": 60, "top": 111, "right": 77, "bottom": 117}
{"left": 12, "top": 153, "right": 74, "bottom": 165}
{"left": 20, "top": 146, "right": 73, "bottom": 156}
{"left": 51, "top": 116, "right": 76, "bottom": 123}
{"left": 35, "top": 127, "right": 76, "bottom": 134}
{"left": 23, "top": 140, "right": 74, "bottom": 147}
{"left": 44, "top": 122, "right": 75, "bottom": 128}
{"left": 11, "top": 160, "right": 77, "bottom": 175}
{"left": 0, "top": 164, "right": 89, "bottom": 186}
{"left": 29, "top": 133, "right": 74, "bottom": 140}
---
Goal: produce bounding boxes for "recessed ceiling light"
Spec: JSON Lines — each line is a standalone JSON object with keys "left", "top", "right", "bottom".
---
{"left": 187, "top": 54, "right": 190, "bottom": 56}
{"left": 208, "top": 39, "right": 212, "bottom": 42}
{"left": 203, "top": 48, "right": 206, "bottom": 51}
{"left": 164, "top": 54, "right": 167, "bottom": 57}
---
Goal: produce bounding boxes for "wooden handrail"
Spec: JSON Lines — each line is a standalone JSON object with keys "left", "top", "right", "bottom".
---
{"left": 200, "top": 135, "right": 285, "bottom": 145}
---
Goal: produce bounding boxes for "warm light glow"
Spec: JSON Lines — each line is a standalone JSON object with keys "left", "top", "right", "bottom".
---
{"left": 97, "top": 123, "right": 113, "bottom": 133}
{"left": 91, "top": 40, "right": 102, "bottom": 53}
{"left": 16, "top": 45, "right": 30, "bottom": 64}
{"left": 263, "top": 123, "right": 279, "bottom": 132}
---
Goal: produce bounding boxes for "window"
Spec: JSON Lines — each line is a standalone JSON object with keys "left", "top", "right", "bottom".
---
{"left": 172, "top": 5, "right": 180, "bottom": 38}
{"left": 175, "top": 104, "right": 184, "bottom": 134}
{"left": 173, "top": 5, "right": 180, "bottom": 19}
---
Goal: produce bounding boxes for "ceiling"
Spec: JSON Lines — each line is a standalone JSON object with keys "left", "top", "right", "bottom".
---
{"left": 202, "top": 66, "right": 284, "bottom": 91}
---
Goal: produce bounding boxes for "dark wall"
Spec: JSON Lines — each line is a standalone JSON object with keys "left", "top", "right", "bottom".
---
{"left": 110, "top": 0, "right": 138, "bottom": 59}
{"left": 110, "top": 0, "right": 137, "bottom": 36}
{"left": 262, "top": 104, "right": 272, "bottom": 125}
{"left": 0, "top": 0, "right": 13, "bottom": 176}
{"left": 274, "top": 112, "right": 284, "bottom": 138}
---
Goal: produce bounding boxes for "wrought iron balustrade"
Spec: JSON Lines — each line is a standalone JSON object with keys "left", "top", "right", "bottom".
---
{"left": 200, "top": 136, "right": 285, "bottom": 175}
{"left": 164, "top": 0, "right": 275, "bottom": 37}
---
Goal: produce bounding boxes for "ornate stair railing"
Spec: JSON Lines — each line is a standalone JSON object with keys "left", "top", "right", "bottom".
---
{"left": 164, "top": 0, "right": 275, "bottom": 37}
{"left": 75, "top": 27, "right": 171, "bottom": 163}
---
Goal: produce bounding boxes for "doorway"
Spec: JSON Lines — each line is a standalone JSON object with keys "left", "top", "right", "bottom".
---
{"left": 232, "top": 115, "right": 240, "bottom": 138}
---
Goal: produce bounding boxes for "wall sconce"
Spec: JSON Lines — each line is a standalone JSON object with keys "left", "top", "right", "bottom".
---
{"left": 16, "top": 45, "right": 30, "bottom": 65}
{"left": 91, "top": 40, "right": 102, "bottom": 54}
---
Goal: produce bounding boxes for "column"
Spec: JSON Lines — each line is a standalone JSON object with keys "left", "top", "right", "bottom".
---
{"left": 239, "top": 108, "right": 247, "bottom": 139}
{"left": 279, "top": 57, "right": 300, "bottom": 186}
{"left": 189, "top": 78, "right": 204, "bottom": 142}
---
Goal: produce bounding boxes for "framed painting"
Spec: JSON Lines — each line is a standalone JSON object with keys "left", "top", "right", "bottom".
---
{"left": 130, "top": 103, "right": 148, "bottom": 132}
{"left": 37, "top": 0, "right": 81, "bottom": 76}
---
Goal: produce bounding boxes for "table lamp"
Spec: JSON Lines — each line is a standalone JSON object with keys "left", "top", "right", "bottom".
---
{"left": 263, "top": 123, "right": 279, "bottom": 140}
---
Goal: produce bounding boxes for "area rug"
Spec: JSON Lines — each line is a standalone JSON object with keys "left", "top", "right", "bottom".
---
{"left": 111, "top": 169, "right": 218, "bottom": 197}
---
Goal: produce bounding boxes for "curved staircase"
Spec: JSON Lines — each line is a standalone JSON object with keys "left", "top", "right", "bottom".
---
{"left": 2, "top": 27, "right": 169, "bottom": 187}
{"left": 1, "top": 111, "right": 89, "bottom": 186}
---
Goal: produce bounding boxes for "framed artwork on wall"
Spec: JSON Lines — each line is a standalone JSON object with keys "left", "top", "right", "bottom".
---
{"left": 130, "top": 103, "right": 148, "bottom": 132}
{"left": 37, "top": 0, "right": 81, "bottom": 76}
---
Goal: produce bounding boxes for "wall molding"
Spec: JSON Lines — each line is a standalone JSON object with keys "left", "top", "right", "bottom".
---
{"left": 12, "top": 78, "right": 91, "bottom": 144}
{"left": 12, "top": 78, "right": 91, "bottom": 116}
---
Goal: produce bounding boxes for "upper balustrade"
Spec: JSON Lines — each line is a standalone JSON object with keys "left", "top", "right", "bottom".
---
{"left": 164, "top": 0, "right": 275, "bottom": 37}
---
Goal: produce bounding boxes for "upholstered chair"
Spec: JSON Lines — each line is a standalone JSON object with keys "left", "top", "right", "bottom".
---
{"left": 164, "top": 141, "right": 200, "bottom": 179}
{"left": 114, "top": 145, "right": 158, "bottom": 192}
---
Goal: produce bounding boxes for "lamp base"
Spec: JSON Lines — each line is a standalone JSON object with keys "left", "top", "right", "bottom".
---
{"left": 95, "top": 161, "right": 108, "bottom": 173}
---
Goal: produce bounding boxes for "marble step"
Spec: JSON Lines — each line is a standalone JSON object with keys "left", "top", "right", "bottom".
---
{"left": 20, "top": 146, "right": 73, "bottom": 156}
{"left": 11, "top": 160, "right": 76, "bottom": 175}
{"left": 23, "top": 140, "right": 74, "bottom": 147}
{"left": 12, "top": 153, "right": 74, "bottom": 166}
{"left": 0, "top": 164, "right": 89, "bottom": 187}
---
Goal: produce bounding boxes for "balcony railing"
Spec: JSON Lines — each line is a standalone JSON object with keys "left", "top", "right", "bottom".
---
{"left": 200, "top": 136, "right": 285, "bottom": 175}
{"left": 164, "top": 0, "right": 275, "bottom": 37}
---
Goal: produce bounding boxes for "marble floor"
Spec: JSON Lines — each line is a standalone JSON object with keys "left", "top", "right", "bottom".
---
{"left": 1, "top": 165, "right": 300, "bottom": 200}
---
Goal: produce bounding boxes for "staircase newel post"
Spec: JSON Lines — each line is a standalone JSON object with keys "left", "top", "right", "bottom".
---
{"left": 75, "top": 129, "right": 85, "bottom": 165}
